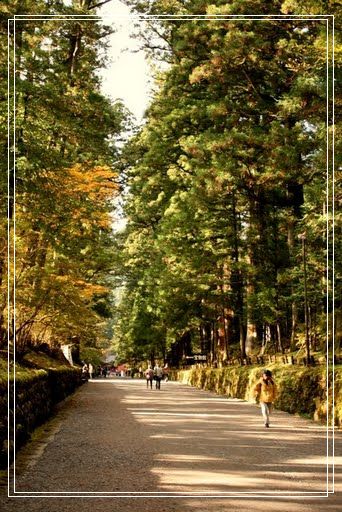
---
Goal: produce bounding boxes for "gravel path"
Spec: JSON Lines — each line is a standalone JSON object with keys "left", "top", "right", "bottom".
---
{"left": 1, "top": 378, "right": 341, "bottom": 511}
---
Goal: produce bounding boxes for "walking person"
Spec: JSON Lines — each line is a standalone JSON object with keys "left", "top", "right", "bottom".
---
{"left": 145, "top": 366, "right": 153, "bottom": 389}
{"left": 88, "top": 363, "right": 94, "bottom": 379}
{"left": 162, "top": 363, "right": 169, "bottom": 382}
{"left": 154, "top": 364, "right": 163, "bottom": 390}
{"left": 254, "top": 369, "right": 277, "bottom": 428}
{"left": 81, "top": 363, "right": 89, "bottom": 381}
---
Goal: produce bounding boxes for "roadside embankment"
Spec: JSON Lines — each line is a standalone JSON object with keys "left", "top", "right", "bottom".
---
{"left": 171, "top": 364, "right": 341, "bottom": 427}
{"left": 0, "top": 351, "right": 82, "bottom": 469}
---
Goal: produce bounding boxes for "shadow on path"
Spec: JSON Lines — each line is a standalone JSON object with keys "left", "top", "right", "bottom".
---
{"left": 1, "top": 378, "right": 341, "bottom": 511}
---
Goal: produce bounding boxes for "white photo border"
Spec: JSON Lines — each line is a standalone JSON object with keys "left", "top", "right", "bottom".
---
{"left": 7, "top": 12, "right": 335, "bottom": 499}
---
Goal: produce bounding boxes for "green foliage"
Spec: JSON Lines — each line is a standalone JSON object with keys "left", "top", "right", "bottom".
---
{"left": 1, "top": 1, "right": 338, "bottom": 366}
{"left": 0, "top": 1, "right": 129, "bottom": 354}
{"left": 113, "top": 1, "right": 337, "bottom": 364}
{"left": 79, "top": 346, "right": 104, "bottom": 366}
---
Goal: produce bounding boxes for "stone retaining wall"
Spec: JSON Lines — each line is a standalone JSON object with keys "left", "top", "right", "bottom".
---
{"left": 0, "top": 367, "right": 82, "bottom": 469}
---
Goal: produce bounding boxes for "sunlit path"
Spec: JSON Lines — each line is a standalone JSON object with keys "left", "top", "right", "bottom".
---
{"left": 2, "top": 378, "right": 341, "bottom": 511}
{"left": 109, "top": 379, "right": 333, "bottom": 495}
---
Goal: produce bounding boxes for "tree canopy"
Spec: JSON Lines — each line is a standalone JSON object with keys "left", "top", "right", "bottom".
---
{"left": 112, "top": 0, "right": 338, "bottom": 366}
{"left": 1, "top": 0, "right": 129, "bottom": 357}
{"left": 1, "top": 1, "right": 339, "bottom": 368}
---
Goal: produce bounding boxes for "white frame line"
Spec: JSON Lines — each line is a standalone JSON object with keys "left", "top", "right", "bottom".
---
{"left": 11, "top": 17, "right": 331, "bottom": 21}
{"left": 7, "top": 17, "right": 11, "bottom": 492}
{"left": 8, "top": 12, "right": 334, "bottom": 499}
{"left": 325, "top": 18, "right": 330, "bottom": 493}
{"left": 331, "top": 11, "right": 335, "bottom": 495}
{"left": 13, "top": 14, "right": 17, "bottom": 495}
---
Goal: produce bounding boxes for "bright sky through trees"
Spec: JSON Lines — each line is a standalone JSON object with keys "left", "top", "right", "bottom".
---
{"left": 99, "top": 0, "right": 152, "bottom": 122}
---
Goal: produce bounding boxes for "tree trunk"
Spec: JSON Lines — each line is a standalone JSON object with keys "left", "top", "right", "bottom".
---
{"left": 335, "top": 302, "right": 342, "bottom": 354}
{"left": 210, "top": 321, "right": 217, "bottom": 365}
{"left": 245, "top": 248, "right": 257, "bottom": 356}
{"left": 231, "top": 189, "right": 245, "bottom": 357}
{"left": 260, "top": 324, "right": 270, "bottom": 355}
{"left": 288, "top": 216, "right": 298, "bottom": 350}
{"left": 245, "top": 312, "right": 257, "bottom": 355}
{"left": 276, "top": 321, "right": 284, "bottom": 353}
{"left": 220, "top": 263, "right": 232, "bottom": 362}
{"left": 150, "top": 350, "right": 155, "bottom": 368}
{"left": 240, "top": 321, "right": 246, "bottom": 359}
{"left": 200, "top": 322, "right": 211, "bottom": 356}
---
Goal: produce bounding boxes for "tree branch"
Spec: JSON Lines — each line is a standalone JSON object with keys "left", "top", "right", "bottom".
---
{"left": 88, "top": 0, "right": 113, "bottom": 10}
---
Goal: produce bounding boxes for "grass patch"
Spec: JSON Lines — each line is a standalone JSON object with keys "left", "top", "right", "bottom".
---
{"left": 22, "top": 351, "right": 70, "bottom": 371}
{"left": 0, "top": 350, "right": 73, "bottom": 386}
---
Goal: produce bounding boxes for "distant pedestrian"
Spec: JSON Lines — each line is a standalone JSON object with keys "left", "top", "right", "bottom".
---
{"left": 88, "top": 363, "right": 93, "bottom": 379}
{"left": 81, "top": 363, "right": 89, "bottom": 381}
{"left": 154, "top": 364, "right": 163, "bottom": 390}
{"left": 102, "top": 366, "right": 108, "bottom": 378}
{"left": 162, "top": 363, "right": 169, "bottom": 382}
{"left": 254, "top": 369, "right": 277, "bottom": 428}
{"left": 145, "top": 366, "right": 153, "bottom": 389}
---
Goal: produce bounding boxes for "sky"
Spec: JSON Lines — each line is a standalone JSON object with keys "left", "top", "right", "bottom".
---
{"left": 98, "top": 0, "right": 153, "bottom": 123}
{"left": 97, "top": 0, "right": 153, "bottom": 231}
{"left": 96, "top": 1, "right": 156, "bottom": 232}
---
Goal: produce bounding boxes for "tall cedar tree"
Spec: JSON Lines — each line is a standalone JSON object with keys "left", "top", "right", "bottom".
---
{"left": 113, "top": 0, "right": 337, "bottom": 365}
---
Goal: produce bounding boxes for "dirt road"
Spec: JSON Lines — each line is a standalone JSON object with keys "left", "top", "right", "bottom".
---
{"left": 1, "top": 378, "right": 341, "bottom": 511}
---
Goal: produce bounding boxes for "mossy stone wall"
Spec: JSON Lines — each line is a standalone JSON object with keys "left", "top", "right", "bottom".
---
{"left": 0, "top": 367, "right": 82, "bottom": 469}
{"left": 171, "top": 365, "right": 341, "bottom": 427}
